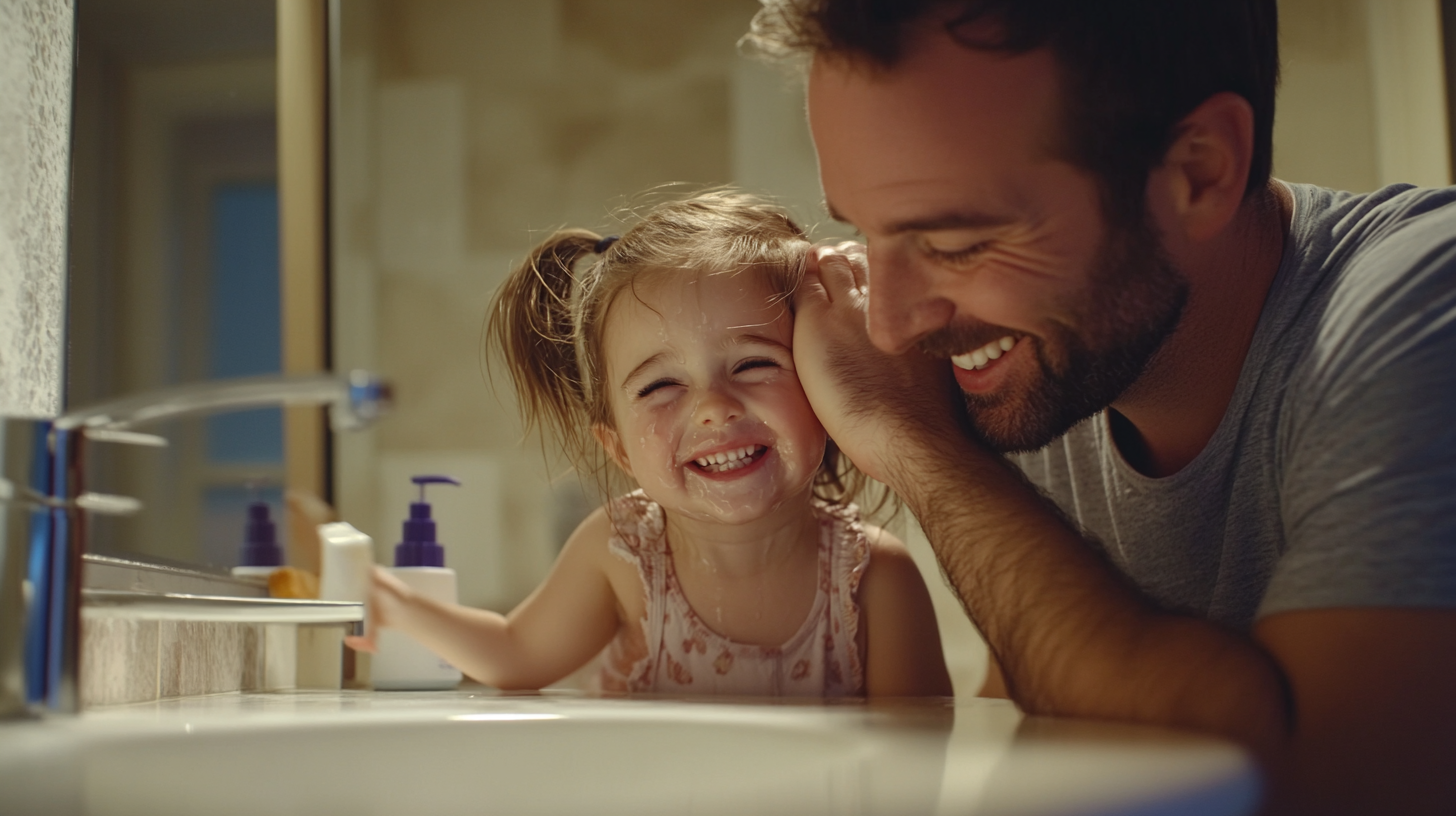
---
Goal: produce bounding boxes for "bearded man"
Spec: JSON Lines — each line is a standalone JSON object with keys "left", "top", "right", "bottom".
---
{"left": 748, "top": 1, "right": 1456, "bottom": 813}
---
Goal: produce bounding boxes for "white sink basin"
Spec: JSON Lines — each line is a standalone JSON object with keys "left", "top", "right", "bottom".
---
{"left": 0, "top": 692, "right": 1258, "bottom": 816}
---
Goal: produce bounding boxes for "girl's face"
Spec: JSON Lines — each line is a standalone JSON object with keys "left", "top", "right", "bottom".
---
{"left": 595, "top": 269, "right": 827, "bottom": 525}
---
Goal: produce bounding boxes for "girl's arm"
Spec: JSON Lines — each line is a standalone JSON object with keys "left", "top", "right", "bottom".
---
{"left": 347, "top": 507, "right": 622, "bottom": 690}
{"left": 859, "top": 525, "right": 955, "bottom": 697}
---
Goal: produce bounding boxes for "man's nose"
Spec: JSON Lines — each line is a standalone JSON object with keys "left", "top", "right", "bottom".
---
{"left": 693, "top": 386, "right": 744, "bottom": 426}
{"left": 866, "top": 248, "right": 955, "bottom": 355}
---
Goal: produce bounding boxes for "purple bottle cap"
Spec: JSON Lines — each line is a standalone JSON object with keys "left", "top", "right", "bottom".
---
{"left": 395, "top": 475, "right": 462, "bottom": 568}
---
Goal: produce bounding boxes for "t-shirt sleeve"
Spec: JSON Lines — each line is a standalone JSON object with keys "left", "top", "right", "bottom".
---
{"left": 1263, "top": 195, "right": 1456, "bottom": 616}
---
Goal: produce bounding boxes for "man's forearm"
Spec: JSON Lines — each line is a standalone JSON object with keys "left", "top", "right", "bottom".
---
{"left": 891, "top": 432, "right": 1291, "bottom": 756}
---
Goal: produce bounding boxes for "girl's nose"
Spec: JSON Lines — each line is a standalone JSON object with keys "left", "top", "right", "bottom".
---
{"left": 693, "top": 387, "right": 743, "bottom": 426}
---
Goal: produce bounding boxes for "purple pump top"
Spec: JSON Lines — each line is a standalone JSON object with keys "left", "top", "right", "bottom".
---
{"left": 239, "top": 502, "right": 282, "bottom": 567}
{"left": 394, "top": 475, "right": 462, "bottom": 568}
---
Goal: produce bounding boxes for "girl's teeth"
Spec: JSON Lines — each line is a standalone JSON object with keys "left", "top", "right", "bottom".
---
{"left": 952, "top": 336, "right": 1017, "bottom": 371}
{"left": 693, "top": 445, "right": 762, "bottom": 472}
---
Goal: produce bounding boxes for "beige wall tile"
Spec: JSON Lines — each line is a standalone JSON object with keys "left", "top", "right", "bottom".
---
{"left": 81, "top": 615, "right": 160, "bottom": 707}
{"left": 159, "top": 621, "right": 249, "bottom": 699}
{"left": 295, "top": 624, "right": 344, "bottom": 689}
{"left": 263, "top": 623, "right": 298, "bottom": 691}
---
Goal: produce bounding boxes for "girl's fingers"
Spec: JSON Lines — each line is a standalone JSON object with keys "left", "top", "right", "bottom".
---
{"left": 796, "top": 263, "right": 828, "bottom": 309}
{"left": 344, "top": 566, "right": 397, "bottom": 653}
{"left": 833, "top": 241, "right": 869, "bottom": 291}
{"left": 813, "top": 245, "right": 862, "bottom": 304}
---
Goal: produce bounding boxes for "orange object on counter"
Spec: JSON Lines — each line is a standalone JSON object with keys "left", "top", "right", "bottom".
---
{"left": 268, "top": 566, "right": 320, "bottom": 599}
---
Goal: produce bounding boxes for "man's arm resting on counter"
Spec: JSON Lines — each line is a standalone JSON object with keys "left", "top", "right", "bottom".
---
{"left": 897, "top": 433, "right": 1456, "bottom": 814}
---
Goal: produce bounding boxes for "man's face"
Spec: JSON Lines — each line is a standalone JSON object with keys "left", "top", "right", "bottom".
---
{"left": 807, "top": 27, "right": 1186, "bottom": 452}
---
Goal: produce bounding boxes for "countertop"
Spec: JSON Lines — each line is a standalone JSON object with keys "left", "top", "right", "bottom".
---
{"left": 0, "top": 689, "right": 1259, "bottom": 816}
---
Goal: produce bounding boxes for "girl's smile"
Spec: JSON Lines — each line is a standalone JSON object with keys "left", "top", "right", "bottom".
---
{"left": 687, "top": 442, "right": 770, "bottom": 476}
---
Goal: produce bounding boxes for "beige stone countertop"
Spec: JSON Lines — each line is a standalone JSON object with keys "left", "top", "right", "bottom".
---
{"left": 0, "top": 688, "right": 1258, "bottom": 816}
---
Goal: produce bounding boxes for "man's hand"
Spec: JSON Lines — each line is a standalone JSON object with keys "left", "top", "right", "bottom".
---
{"left": 794, "top": 243, "right": 967, "bottom": 487}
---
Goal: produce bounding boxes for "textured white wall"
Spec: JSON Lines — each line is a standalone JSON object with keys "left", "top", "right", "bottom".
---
{"left": 0, "top": 0, "right": 71, "bottom": 417}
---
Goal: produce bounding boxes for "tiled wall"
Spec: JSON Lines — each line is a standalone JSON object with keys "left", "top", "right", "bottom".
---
{"left": 82, "top": 615, "right": 350, "bottom": 707}
{"left": 1276, "top": 0, "right": 1451, "bottom": 190}
{"left": 0, "top": 0, "right": 70, "bottom": 417}
{"left": 331, "top": 0, "right": 817, "bottom": 612}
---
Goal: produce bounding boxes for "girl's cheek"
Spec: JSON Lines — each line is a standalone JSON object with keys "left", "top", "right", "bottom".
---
{"left": 633, "top": 410, "right": 685, "bottom": 476}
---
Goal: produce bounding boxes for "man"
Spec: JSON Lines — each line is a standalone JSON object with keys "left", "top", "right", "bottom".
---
{"left": 745, "top": 1, "right": 1456, "bottom": 812}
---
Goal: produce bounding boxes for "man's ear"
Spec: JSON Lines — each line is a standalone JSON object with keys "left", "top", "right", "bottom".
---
{"left": 1151, "top": 91, "right": 1254, "bottom": 243}
{"left": 592, "top": 423, "right": 633, "bottom": 478}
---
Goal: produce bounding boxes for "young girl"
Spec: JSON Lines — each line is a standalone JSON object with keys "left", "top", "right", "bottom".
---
{"left": 347, "top": 191, "right": 952, "bottom": 697}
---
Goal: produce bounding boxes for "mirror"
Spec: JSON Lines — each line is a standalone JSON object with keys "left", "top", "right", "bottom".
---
{"left": 65, "top": 0, "right": 285, "bottom": 567}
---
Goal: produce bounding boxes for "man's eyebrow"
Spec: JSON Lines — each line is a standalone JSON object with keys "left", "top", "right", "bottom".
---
{"left": 885, "top": 211, "right": 1015, "bottom": 235}
{"left": 825, "top": 200, "right": 1013, "bottom": 236}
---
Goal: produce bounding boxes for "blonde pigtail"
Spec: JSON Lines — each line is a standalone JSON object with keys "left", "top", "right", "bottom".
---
{"left": 487, "top": 229, "right": 605, "bottom": 466}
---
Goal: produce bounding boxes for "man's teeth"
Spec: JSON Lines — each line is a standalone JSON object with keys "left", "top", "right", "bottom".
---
{"left": 693, "top": 445, "right": 762, "bottom": 472}
{"left": 952, "top": 336, "right": 1016, "bottom": 371}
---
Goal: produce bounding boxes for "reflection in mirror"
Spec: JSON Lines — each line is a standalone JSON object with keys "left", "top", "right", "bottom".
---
{"left": 66, "top": 0, "right": 284, "bottom": 568}
{"left": 329, "top": 0, "right": 828, "bottom": 615}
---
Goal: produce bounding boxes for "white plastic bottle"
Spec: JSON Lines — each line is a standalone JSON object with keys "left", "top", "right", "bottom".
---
{"left": 371, "top": 475, "right": 464, "bottom": 691}
{"left": 317, "top": 521, "right": 376, "bottom": 689}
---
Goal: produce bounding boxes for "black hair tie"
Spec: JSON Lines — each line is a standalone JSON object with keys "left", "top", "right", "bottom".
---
{"left": 594, "top": 235, "right": 620, "bottom": 254}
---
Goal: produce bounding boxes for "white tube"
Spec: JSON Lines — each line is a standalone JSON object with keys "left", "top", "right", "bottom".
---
{"left": 318, "top": 522, "right": 374, "bottom": 603}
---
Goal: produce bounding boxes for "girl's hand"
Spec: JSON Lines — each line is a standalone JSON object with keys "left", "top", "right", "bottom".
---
{"left": 343, "top": 566, "right": 415, "bottom": 653}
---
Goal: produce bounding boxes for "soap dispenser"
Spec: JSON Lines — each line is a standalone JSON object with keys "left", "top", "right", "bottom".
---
{"left": 231, "top": 497, "right": 283, "bottom": 580}
{"left": 372, "top": 475, "right": 465, "bottom": 690}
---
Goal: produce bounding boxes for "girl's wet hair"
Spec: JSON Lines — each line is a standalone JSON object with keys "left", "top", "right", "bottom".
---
{"left": 487, "top": 189, "right": 872, "bottom": 507}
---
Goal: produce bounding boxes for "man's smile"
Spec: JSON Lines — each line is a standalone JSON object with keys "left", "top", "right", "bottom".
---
{"left": 950, "top": 335, "right": 1018, "bottom": 371}
{"left": 949, "top": 336, "right": 1027, "bottom": 396}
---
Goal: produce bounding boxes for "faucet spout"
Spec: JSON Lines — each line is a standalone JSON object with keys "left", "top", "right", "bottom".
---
{"left": 54, "top": 370, "right": 391, "bottom": 433}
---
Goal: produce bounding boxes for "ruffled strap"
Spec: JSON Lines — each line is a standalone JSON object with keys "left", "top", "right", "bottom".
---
{"left": 602, "top": 491, "right": 669, "bottom": 690}
{"left": 605, "top": 490, "right": 668, "bottom": 558}
{"left": 816, "top": 500, "right": 870, "bottom": 695}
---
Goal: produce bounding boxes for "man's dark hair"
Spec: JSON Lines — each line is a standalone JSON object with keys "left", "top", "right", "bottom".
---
{"left": 747, "top": 0, "right": 1280, "bottom": 223}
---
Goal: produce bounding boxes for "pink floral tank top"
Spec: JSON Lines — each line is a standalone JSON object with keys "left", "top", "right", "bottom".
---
{"left": 597, "top": 491, "right": 870, "bottom": 697}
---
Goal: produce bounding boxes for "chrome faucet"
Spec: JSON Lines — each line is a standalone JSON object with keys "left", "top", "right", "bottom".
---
{"left": 0, "top": 371, "right": 391, "bottom": 718}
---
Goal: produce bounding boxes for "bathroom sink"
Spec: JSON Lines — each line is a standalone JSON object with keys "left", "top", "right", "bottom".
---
{"left": 0, "top": 691, "right": 1258, "bottom": 816}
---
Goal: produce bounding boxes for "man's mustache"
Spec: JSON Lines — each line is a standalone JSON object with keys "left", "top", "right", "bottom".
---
{"left": 916, "top": 320, "right": 1026, "bottom": 359}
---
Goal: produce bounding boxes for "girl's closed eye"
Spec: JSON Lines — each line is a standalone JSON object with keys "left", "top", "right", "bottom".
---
{"left": 635, "top": 378, "right": 680, "bottom": 399}
{"left": 735, "top": 357, "right": 779, "bottom": 373}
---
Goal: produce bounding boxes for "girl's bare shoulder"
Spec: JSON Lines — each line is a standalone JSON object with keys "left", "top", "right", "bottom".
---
{"left": 562, "top": 504, "right": 647, "bottom": 615}
{"left": 859, "top": 521, "right": 911, "bottom": 559}
{"left": 856, "top": 522, "right": 929, "bottom": 596}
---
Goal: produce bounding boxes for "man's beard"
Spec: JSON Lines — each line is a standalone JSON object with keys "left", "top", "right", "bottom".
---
{"left": 920, "top": 207, "right": 1188, "bottom": 453}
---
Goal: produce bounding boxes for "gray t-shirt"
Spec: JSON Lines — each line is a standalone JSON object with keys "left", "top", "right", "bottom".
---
{"left": 1013, "top": 182, "right": 1456, "bottom": 630}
